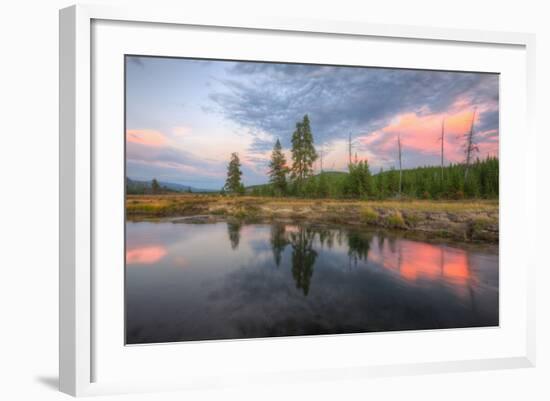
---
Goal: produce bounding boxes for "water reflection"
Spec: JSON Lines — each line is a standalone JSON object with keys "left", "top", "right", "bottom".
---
{"left": 264, "top": 224, "right": 473, "bottom": 291}
{"left": 227, "top": 221, "right": 242, "bottom": 250}
{"left": 270, "top": 223, "right": 288, "bottom": 267}
{"left": 369, "top": 238, "right": 472, "bottom": 285}
{"left": 289, "top": 227, "right": 318, "bottom": 295}
{"left": 347, "top": 231, "right": 373, "bottom": 268}
{"left": 126, "top": 245, "right": 167, "bottom": 264}
{"left": 126, "top": 220, "right": 498, "bottom": 344}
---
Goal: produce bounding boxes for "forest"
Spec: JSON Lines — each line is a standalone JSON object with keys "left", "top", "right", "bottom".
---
{"left": 224, "top": 114, "right": 498, "bottom": 200}
{"left": 127, "top": 113, "right": 498, "bottom": 200}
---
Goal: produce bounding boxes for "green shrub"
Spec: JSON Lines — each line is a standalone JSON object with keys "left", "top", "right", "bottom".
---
{"left": 361, "top": 206, "right": 379, "bottom": 224}
{"left": 386, "top": 210, "right": 406, "bottom": 228}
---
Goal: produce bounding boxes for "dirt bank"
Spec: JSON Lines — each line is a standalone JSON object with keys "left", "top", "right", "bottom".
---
{"left": 126, "top": 195, "right": 499, "bottom": 243}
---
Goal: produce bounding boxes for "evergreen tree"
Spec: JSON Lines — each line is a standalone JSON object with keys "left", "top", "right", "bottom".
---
{"left": 290, "top": 115, "right": 317, "bottom": 193}
{"left": 268, "top": 139, "right": 288, "bottom": 196}
{"left": 376, "top": 167, "right": 387, "bottom": 199}
{"left": 346, "top": 160, "right": 374, "bottom": 198}
{"left": 301, "top": 115, "right": 317, "bottom": 175}
{"left": 316, "top": 172, "right": 330, "bottom": 198}
{"left": 387, "top": 167, "right": 399, "bottom": 196}
{"left": 224, "top": 152, "right": 243, "bottom": 194}
{"left": 372, "top": 156, "right": 498, "bottom": 200}
{"left": 237, "top": 183, "right": 246, "bottom": 195}
{"left": 151, "top": 178, "right": 161, "bottom": 194}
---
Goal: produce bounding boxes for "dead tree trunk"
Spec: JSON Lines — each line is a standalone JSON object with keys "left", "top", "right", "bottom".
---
{"left": 440, "top": 119, "right": 445, "bottom": 184}
{"left": 464, "top": 108, "right": 478, "bottom": 180}
{"left": 348, "top": 132, "right": 352, "bottom": 166}
{"left": 397, "top": 134, "right": 402, "bottom": 196}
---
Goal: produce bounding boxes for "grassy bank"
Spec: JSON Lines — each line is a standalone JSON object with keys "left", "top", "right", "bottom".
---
{"left": 126, "top": 194, "right": 498, "bottom": 243}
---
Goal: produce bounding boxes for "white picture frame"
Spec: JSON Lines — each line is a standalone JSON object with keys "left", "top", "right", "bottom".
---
{"left": 59, "top": 3, "right": 536, "bottom": 397}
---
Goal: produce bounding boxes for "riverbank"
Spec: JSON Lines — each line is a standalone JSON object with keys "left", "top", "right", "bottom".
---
{"left": 126, "top": 194, "right": 499, "bottom": 243}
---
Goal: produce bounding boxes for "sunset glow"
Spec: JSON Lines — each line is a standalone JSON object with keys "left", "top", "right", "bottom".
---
{"left": 126, "top": 56, "right": 498, "bottom": 189}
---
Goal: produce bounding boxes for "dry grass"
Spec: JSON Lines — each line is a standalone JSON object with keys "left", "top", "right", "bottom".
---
{"left": 360, "top": 206, "right": 379, "bottom": 223}
{"left": 385, "top": 210, "right": 406, "bottom": 228}
{"left": 362, "top": 199, "right": 498, "bottom": 213}
{"left": 127, "top": 194, "right": 498, "bottom": 215}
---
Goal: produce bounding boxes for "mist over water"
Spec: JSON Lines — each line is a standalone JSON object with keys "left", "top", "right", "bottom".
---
{"left": 125, "top": 220, "right": 498, "bottom": 344}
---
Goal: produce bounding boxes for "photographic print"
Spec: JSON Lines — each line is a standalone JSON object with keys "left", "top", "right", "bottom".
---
{"left": 125, "top": 56, "right": 499, "bottom": 345}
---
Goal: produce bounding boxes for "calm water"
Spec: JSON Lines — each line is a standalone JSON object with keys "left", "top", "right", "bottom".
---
{"left": 126, "top": 220, "right": 499, "bottom": 344}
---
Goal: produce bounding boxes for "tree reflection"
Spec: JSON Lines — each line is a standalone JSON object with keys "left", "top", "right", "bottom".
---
{"left": 318, "top": 228, "right": 335, "bottom": 249}
{"left": 270, "top": 223, "right": 289, "bottom": 267}
{"left": 227, "top": 221, "right": 242, "bottom": 250}
{"left": 289, "top": 227, "right": 318, "bottom": 296}
{"left": 377, "top": 232, "right": 386, "bottom": 253}
{"left": 347, "top": 230, "right": 373, "bottom": 268}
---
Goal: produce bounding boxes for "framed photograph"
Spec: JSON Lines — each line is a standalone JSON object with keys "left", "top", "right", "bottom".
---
{"left": 60, "top": 4, "right": 536, "bottom": 396}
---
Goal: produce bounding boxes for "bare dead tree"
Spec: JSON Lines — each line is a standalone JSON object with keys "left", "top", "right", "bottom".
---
{"left": 464, "top": 108, "right": 479, "bottom": 180}
{"left": 348, "top": 132, "right": 352, "bottom": 166}
{"left": 397, "top": 134, "right": 403, "bottom": 196}
{"left": 440, "top": 119, "right": 445, "bottom": 183}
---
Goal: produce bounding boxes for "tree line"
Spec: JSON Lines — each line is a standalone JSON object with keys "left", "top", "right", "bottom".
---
{"left": 221, "top": 112, "right": 498, "bottom": 200}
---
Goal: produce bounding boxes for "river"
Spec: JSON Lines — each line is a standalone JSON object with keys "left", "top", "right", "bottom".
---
{"left": 126, "top": 220, "right": 498, "bottom": 344}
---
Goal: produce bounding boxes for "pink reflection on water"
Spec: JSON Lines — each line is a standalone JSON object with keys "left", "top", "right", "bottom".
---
{"left": 372, "top": 238, "right": 471, "bottom": 286}
{"left": 126, "top": 245, "right": 167, "bottom": 264}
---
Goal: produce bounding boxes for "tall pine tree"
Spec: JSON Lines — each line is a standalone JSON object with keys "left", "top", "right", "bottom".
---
{"left": 224, "top": 152, "right": 244, "bottom": 194}
{"left": 290, "top": 115, "right": 317, "bottom": 192}
{"left": 268, "top": 139, "right": 288, "bottom": 196}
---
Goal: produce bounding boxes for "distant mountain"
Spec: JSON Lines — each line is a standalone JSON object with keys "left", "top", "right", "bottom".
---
{"left": 126, "top": 178, "right": 218, "bottom": 194}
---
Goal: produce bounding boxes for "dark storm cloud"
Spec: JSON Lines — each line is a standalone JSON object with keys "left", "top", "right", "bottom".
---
{"left": 209, "top": 62, "right": 499, "bottom": 151}
{"left": 476, "top": 109, "right": 499, "bottom": 134}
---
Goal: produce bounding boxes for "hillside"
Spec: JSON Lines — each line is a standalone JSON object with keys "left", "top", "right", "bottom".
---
{"left": 126, "top": 178, "right": 216, "bottom": 194}
{"left": 246, "top": 171, "right": 348, "bottom": 195}
{"left": 245, "top": 157, "right": 498, "bottom": 200}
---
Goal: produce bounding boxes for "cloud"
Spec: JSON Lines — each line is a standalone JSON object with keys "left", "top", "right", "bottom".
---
{"left": 207, "top": 62, "right": 499, "bottom": 169}
{"left": 126, "top": 129, "right": 227, "bottom": 186}
{"left": 171, "top": 126, "right": 193, "bottom": 137}
{"left": 358, "top": 105, "right": 497, "bottom": 168}
{"left": 126, "top": 129, "right": 168, "bottom": 147}
{"left": 125, "top": 58, "right": 499, "bottom": 185}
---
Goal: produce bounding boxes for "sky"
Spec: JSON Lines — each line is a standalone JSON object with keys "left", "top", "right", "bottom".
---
{"left": 126, "top": 56, "right": 499, "bottom": 190}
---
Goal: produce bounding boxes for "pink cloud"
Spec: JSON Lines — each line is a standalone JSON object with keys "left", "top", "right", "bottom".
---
{"left": 357, "top": 105, "right": 498, "bottom": 167}
{"left": 126, "top": 129, "right": 168, "bottom": 147}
